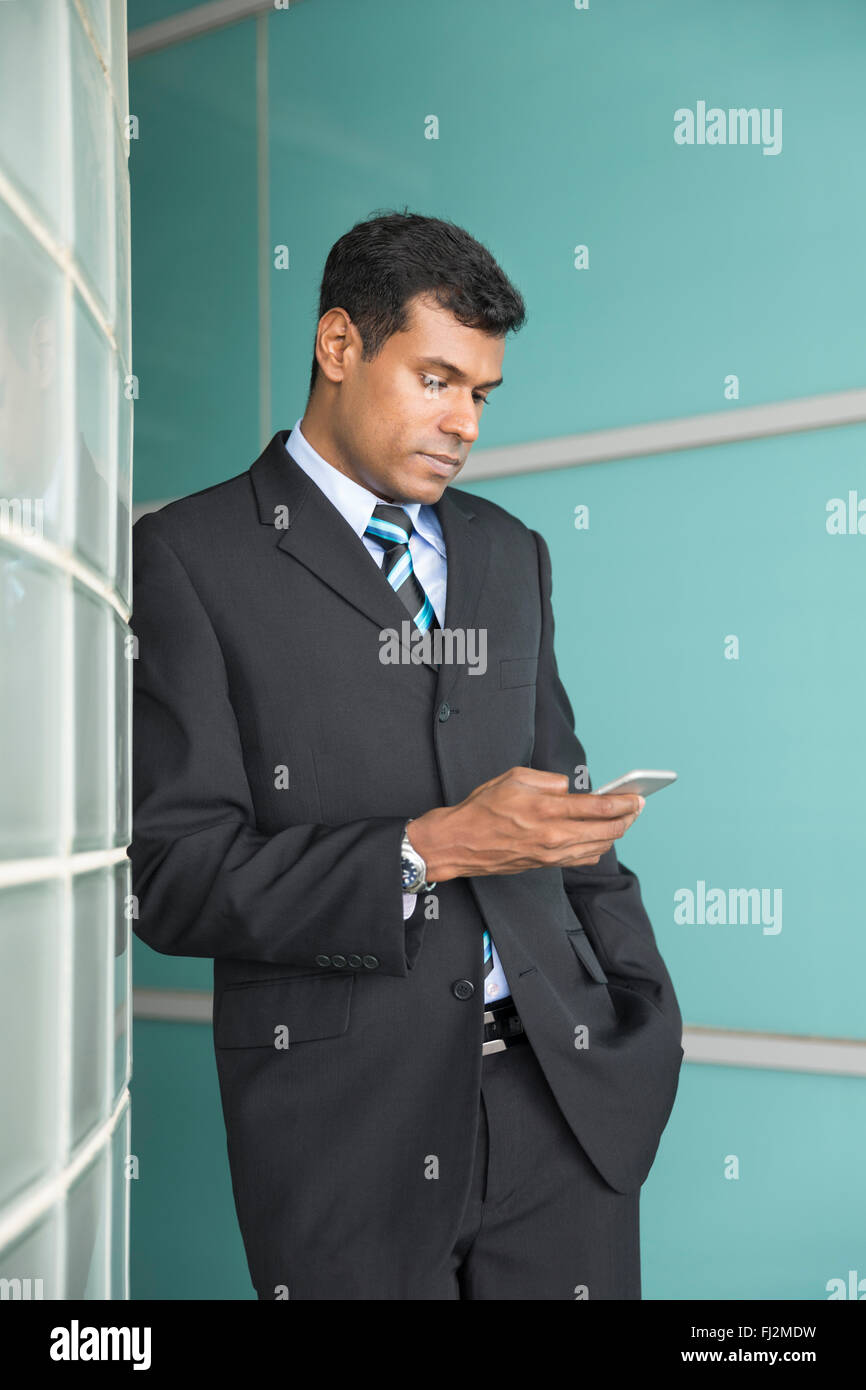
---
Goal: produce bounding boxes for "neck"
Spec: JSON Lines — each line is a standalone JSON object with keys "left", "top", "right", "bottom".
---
{"left": 298, "top": 407, "right": 395, "bottom": 503}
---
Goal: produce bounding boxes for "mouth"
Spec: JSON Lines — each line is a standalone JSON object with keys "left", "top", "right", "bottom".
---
{"left": 416, "top": 452, "right": 462, "bottom": 477}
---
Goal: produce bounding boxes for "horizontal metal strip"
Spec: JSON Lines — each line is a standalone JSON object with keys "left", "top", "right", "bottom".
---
{"left": 0, "top": 847, "right": 130, "bottom": 890}
{"left": 682, "top": 1025, "right": 866, "bottom": 1077}
{"left": 128, "top": 0, "right": 297, "bottom": 58}
{"left": 132, "top": 989, "right": 866, "bottom": 1076}
{"left": 131, "top": 385, "right": 866, "bottom": 520}
{"left": 134, "top": 987, "right": 214, "bottom": 1023}
{"left": 462, "top": 385, "right": 866, "bottom": 481}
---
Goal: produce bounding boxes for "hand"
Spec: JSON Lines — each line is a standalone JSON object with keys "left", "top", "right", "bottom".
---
{"left": 406, "top": 766, "right": 643, "bottom": 883}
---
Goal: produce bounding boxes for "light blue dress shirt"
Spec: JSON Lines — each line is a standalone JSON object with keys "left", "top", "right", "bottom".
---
{"left": 285, "top": 418, "right": 511, "bottom": 1003}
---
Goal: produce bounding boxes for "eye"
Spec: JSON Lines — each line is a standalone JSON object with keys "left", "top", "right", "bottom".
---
{"left": 420, "top": 373, "right": 490, "bottom": 406}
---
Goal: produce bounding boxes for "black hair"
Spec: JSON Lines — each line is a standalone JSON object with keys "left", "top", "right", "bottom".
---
{"left": 308, "top": 209, "right": 526, "bottom": 397}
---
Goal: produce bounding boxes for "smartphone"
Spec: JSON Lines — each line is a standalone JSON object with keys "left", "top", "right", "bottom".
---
{"left": 592, "top": 769, "right": 678, "bottom": 798}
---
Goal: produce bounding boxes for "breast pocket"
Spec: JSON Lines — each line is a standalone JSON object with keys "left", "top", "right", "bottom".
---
{"left": 214, "top": 974, "right": 354, "bottom": 1049}
{"left": 566, "top": 927, "right": 609, "bottom": 984}
{"left": 499, "top": 657, "right": 538, "bottom": 688}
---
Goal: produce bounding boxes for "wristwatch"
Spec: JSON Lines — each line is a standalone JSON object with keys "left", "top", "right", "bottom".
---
{"left": 401, "top": 818, "right": 437, "bottom": 894}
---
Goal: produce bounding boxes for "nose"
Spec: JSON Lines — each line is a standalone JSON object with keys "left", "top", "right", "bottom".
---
{"left": 438, "top": 390, "right": 480, "bottom": 447}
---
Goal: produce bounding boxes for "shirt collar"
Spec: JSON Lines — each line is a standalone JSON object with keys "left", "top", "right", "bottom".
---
{"left": 285, "top": 418, "right": 445, "bottom": 555}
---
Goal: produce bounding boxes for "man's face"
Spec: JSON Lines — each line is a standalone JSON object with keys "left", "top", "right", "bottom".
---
{"left": 317, "top": 291, "right": 506, "bottom": 505}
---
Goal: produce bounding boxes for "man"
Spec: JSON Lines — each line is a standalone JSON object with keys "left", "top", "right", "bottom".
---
{"left": 130, "top": 210, "right": 683, "bottom": 1301}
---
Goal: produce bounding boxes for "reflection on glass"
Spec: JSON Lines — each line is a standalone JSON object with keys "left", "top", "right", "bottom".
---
{"left": 0, "top": 881, "right": 62, "bottom": 1209}
{"left": 0, "top": 200, "right": 64, "bottom": 547}
{"left": 66, "top": 1151, "right": 109, "bottom": 1299}
{"left": 73, "top": 582, "right": 111, "bottom": 852}
{"left": 0, "top": 547, "right": 64, "bottom": 858}
{"left": 72, "top": 869, "right": 111, "bottom": 1146}
{"left": 113, "top": 859, "right": 131, "bottom": 1103}
{"left": 0, "top": 0, "right": 130, "bottom": 1301}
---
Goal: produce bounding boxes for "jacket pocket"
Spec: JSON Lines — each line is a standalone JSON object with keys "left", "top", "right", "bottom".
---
{"left": 214, "top": 974, "right": 353, "bottom": 1049}
{"left": 566, "top": 927, "right": 609, "bottom": 984}
{"left": 499, "top": 657, "right": 538, "bottom": 688}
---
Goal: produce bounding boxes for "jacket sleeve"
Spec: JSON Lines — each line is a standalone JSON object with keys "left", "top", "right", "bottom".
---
{"left": 128, "top": 514, "right": 424, "bottom": 975}
{"left": 528, "top": 528, "right": 682, "bottom": 1042}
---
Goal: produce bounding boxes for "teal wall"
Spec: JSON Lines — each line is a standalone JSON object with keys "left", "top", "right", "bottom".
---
{"left": 128, "top": 21, "right": 259, "bottom": 497}
{"left": 128, "top": 0, "right": 866, "bottom": 1300}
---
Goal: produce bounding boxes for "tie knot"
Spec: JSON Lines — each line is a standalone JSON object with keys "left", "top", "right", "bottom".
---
{"left": 364, "top": 503, "right": 413, "bottom": 550}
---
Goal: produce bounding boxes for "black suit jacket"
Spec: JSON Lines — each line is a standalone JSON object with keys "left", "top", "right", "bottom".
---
{"left": 130, "top": 428, "right": 683, "bottom": 1295}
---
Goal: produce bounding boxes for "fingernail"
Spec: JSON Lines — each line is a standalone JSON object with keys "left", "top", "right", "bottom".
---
{"left": 638, "top": 796, "right": 646, "bottom": 811}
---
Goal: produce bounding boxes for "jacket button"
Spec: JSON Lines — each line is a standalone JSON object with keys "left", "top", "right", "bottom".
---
{"left": 331, "top": 954, "right": 347, "bottom": 968}
{"left": 452, "top": 979, "right": 475, "bottom": 1000}
{"left": 315, "top": 954, "right": 331, "bottom": 966}
{"left": 438, "top": 701, "right": 451, "bottom": 722}
{"left": 362, "top": 955, "right": 379, "bottom": 969}
{"left": 347, "top": 954, "right": 362, "bottom": 968}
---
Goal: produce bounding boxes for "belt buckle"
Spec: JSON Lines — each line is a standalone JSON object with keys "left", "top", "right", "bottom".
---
{"left": 482, "top": 1008, "right": 508, "bottom": 1056}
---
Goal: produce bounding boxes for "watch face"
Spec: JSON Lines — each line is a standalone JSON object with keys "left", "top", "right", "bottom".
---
{"left": 401, "top": 855, "right": 422, "bottom": 891}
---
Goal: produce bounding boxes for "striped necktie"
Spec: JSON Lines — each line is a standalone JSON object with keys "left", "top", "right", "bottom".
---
{"left": 364, "top": 511, "right": 500, "bottom": 1000}
{"left": 364, "top": 504, "right": 499, "bottom": 995}
{"left": 483, "top": 929, "right": 496, "bottom": 992}
{"left": 363, "top": 504, "right": 439, "bottom": 632}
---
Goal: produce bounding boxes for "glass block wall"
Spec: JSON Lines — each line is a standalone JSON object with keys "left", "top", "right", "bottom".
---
{"left": 0, "top": 1, "right": 132, "bottom": 1299}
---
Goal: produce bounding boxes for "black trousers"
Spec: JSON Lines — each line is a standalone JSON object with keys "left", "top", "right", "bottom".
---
{"left": 448, "top": 1036, "right": 641, "bottom": 1300}
{"left": 257, "top": 1035, "right": 641, "bottom": 1300}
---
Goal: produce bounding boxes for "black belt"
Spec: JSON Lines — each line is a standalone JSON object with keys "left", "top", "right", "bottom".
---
{"left": 482, "top": 998, "right": 528, "bottom": 1055}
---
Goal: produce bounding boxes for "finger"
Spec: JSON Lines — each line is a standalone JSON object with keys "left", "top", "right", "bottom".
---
{"left": 543, "top": 815, "right": 632, "bottom": 847}
{"left": 562, "top": 792, "right": 643, "bottom": 819}
{"left": 505, "top": 766, "right": 571, "bottom": 793}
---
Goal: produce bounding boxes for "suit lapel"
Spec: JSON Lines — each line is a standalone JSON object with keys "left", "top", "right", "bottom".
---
{"left": 249, "top": 429, "right": 490, "bottom": 694}
{"left": 431, "top": 483, "right": 490, "bottom": 708}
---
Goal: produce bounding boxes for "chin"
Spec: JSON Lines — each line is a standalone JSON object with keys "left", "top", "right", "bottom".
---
{"left": 411, "top": 454, "right": 463, "bottom": 500}
{"left": 413, "top": 477, "right": 451, "bottom": 505}
{"left": 388, "top": 471, "right": 451, "bottom": 507}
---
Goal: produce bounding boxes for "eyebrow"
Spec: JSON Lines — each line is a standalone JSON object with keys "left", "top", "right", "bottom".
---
{"left": 415, "top": 356, "right": 503, "bottom": 391}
